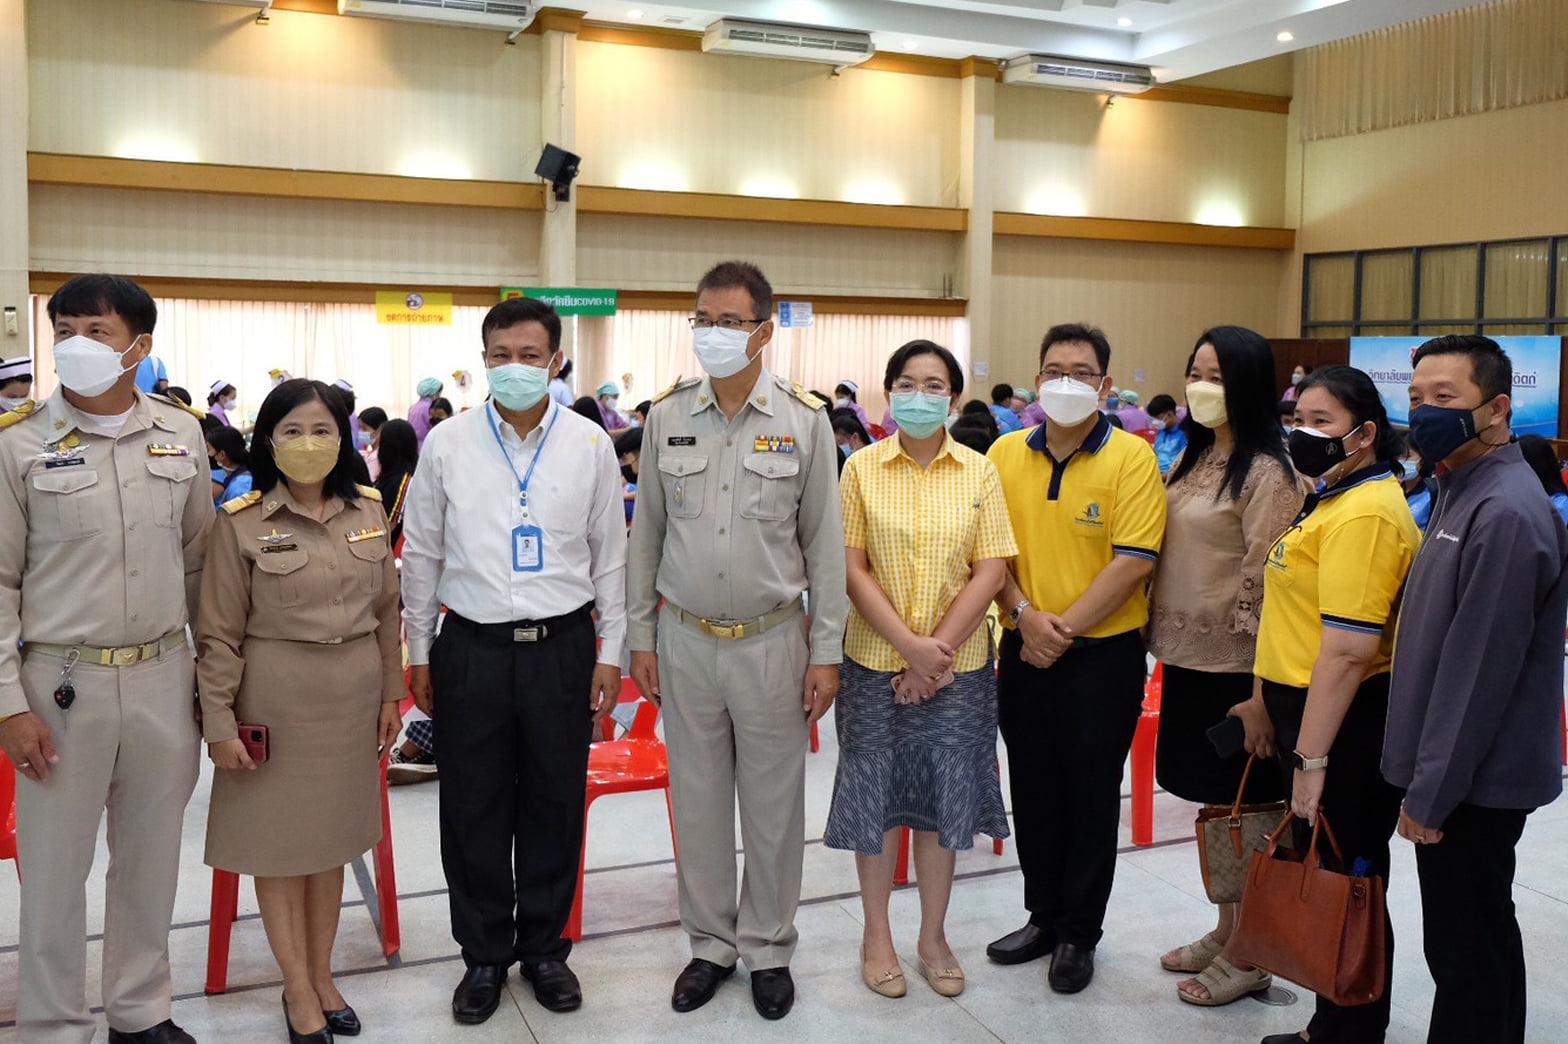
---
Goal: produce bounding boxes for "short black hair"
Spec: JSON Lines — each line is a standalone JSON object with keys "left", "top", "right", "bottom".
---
{"left": 375, "top": 419, "right": 419, "bottom": 482}
{"left": 429, "top": 397, "right": 454, "bottom": 416}
{"left": 634, "top": 399, "right": 653, "bottom": 419}
{"left": 830, "top": 409, "right": 873, "bottom": 446}
{"left": 206, "top": 425, "right": 250, "bottom": 468}
{"left": 1517, "top": 435, "right": 1568, "bottom": 498}
{"left": 882, "top": 339, "right": 964, "bottom": 397}
{"left": 1296, "top": 365, "right": 1404, "bottom": 464}
{"left": 991, "top": 383, "right": 1014, "bottom": 404}
{"left": 614, "top": 426, "right": 643, "bottom": 456}
{"left": 1411, "top": 334, "right": 1512, "bottom": 402}
{"left": 1277, "top": 399, "right": 1297, "bottom": 418}
{"left": 950, "top": 419, "right": 995, "bottom": 455}
{"left": 47, "top": 274, "right": 158, "bottom": 337}
{"left": 249, "top": 379, "right": 363, "bottom": 501}
{"left": 696, "top": 260, "right": 773, "bottom": 320}
{"left": 1147, "top": 394, "right": 1177, "bottom": 417}
{"left": 166, "top": 386, "right": 193, "bottom": 406}
{"left": 1039, "top": 322, "right": 1111, "bottom": 373}
{"left": 572, "top": 395, "right": 606, "bottom": 429}
{"left": 481, "top": 296, "right": 562, "bottom": 351}
{"left": 359, "top": 406, "right": 388, "bottom": 430}
{"left": 334, "top": 386, "right": 357, "bottom": 416}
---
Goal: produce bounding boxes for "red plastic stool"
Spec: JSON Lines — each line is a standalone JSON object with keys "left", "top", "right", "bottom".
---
{"left": 206, "top": 756, "right": 400, "bottom": 994}
{"left": 1129, "top": 663, "right": 1164, "bottom": 847}
{"left": 0, "top": 750, "right": 17, "bottom": 878}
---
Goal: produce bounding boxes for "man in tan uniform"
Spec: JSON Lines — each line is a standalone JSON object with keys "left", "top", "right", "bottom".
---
{"left": 0, "top": 275, "right": 211, "bottom": 1044}
{"left": 628, "top": 261, "right": 847, "bottom": 1021}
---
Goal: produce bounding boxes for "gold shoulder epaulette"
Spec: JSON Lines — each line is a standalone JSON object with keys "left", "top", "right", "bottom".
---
{"left": 785, "top": 379, "right": 827, "bottom": 410}
{"left": 0, "top": 400, "right": 39, "bottom": 430}
{"left": 652, "top": 377, "right": 698, "bottom": 404}
{"left": 221, "top": 490, "right": 261, "bottom": 515}
{"left": 149, "top": 393, "right": 207, "bottom": 421}
{"left": 356, "top": 484, "right": 383, "bottom": 502}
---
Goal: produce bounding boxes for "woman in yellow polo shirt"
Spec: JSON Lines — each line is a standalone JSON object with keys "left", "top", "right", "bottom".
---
{"left": 825, "top": 339, "right": 1018, "bottom": 1001}
{"left": 1249, "top": 365, "right": 1420, "bottom": 1044}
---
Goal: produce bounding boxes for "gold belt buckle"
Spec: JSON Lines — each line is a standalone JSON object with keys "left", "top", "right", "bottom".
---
{"left": 110, "top": 646, "right": 140, "bottom": 667}
{"left": 704, "top": 620, "right": 744, "bottom": 640}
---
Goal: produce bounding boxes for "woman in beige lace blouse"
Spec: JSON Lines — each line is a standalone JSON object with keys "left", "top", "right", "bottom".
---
{"left": 1147, "top": 327, "right": 1307, "bottom": 1007}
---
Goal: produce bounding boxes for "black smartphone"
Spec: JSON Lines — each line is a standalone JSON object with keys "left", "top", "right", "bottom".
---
{"left": 1206, "top": 715, "right": 1247, "bottom": 759}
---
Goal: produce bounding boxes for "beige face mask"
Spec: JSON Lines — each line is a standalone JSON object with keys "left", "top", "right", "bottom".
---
{"left": 273, "top": 434, "right": 339, "bottom": 484}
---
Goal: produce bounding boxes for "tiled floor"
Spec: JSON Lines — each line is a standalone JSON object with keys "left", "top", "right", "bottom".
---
{"left": 2, "top": 707, "right": 1566, "bottom": 1042}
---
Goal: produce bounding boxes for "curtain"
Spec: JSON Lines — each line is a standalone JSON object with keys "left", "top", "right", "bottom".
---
{"left": 1483, "top": 240, "right": 1551, "bottom": 320}
{"left": 1299, "top": 0, "right": 1568, "bottom": 141}
{"left": 1419, "top": 247, "right": 1478, "bottom": 321}
{"left": 1359, "top": 252, "right": 1414, "bottom": 323}
{"left": 1306, "top": 256, "right": 1355, "bottom": 323}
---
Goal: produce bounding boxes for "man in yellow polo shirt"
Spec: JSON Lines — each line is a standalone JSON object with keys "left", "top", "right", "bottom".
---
{"left": 985, "top": 323, "right": 1167, "bottom": 995}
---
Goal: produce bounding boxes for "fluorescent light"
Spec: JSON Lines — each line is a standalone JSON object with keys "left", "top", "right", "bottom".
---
{"left": 902, "top": 40, "right": 919, "bottom": 50}
{"left": 1195, "top": 201, "right": 1246, "bottom": 227}
{"left": 112, "top": 135, "right": 198, "bottom": 163}
{"left": 627, "top": 9, "right": 643, "bottom": 19}
{"left": 739, "top": 175, "right": 800, "bottom": 199}
{"left": 843, "top": 179, "right": 905, "bottom": 206}
{"left": 1025, "top": 185, "right": 1087, "bottom": 217}
{"left": 1276, "top": 30, "right": 1294, "bottom": 42}
{"left": 1117, "top": 17, "right": 1132, "bottom": 28}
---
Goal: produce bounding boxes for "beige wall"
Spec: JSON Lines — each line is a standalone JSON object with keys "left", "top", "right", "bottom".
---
{"left": 29, "top": 0, "right": 543, "bottom": 180}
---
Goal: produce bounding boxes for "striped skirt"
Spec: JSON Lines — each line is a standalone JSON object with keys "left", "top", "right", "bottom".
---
{"left": 824, "top": 659, "right": 1010, "bottom": 856}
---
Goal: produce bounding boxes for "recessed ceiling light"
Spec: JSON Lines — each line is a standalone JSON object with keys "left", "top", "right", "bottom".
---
{"left": 627, "top": 8, "right": 644, "bottom": 19}
{"left": 1117, "top": 17, "right": 1132, "bottom": 28}
{"left": 1276, "top": 30, "right": 1294, "bottom": 42}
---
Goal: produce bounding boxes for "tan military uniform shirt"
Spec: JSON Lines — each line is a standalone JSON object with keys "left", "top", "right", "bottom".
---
{"left": 0, "top": 389, "right": 213, "bottom": 716}
{"left": 627, "top": 368, "right": 848, "bottom": 663}
{"left": 196, "top": 484, "right": 404, "bottom": 743}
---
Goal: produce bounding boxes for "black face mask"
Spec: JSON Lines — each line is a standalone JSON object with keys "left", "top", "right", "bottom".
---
{"left": 621, "top": 463, "right": 637, "bottom": 484}
{"left": 1288, "top": 426, "right": 1355, "bottom": 479}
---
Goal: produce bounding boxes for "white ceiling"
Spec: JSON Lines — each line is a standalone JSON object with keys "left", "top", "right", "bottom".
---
{"left": 579, "top": 0, "right": 1492, "bottom": 81}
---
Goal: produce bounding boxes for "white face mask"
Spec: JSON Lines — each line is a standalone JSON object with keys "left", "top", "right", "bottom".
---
{"left": 54, "top": 334, "right": 141, "bottom": 398}
{"left": 1038, "top": 378, "right": 1102, "bottom": 427}
{"left": 1291, "top": 372, "right": 1305, "bottom": 386}
{"left": 1, "top": 395, "right": 28, "bottom": 411}
{"left": 835, "top": 397, "right": 851, "bottom": 408}
{"left": 692, "top": 325, "right": 756, "bottom": 379}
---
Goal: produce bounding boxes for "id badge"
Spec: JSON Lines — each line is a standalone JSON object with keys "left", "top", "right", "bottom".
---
{"left": 513, "top": 523, "right": 544, "bottom": 573}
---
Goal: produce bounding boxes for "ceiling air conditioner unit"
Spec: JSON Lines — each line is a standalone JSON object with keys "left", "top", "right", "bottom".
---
{"left": 337, "top": 0, "right": 534, "bottom": 32}
{"left": 702, "top": 19, "right": 875, "bottom": 68}
{"left": 1002, "top": 54, "right": 1154, "bottom": 94}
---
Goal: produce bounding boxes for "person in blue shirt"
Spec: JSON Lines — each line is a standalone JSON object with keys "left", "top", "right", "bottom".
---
{"left": 990, "top": 383, "right": 1023, "bottom": 434}
{"left": 206, "top": 425, "right": 253, "bottom": 509}
{"left": 133, "top": 354, "right": 169, "bottom": 394}
{"left": 1148, "top": 394, "right": 1187, "bottom": 475}
{"left": 1396, "top": 438, "right": 1436, "bottom": 530}
{"left": 1518, "top": 435, "right": 1568, "bottom": 526}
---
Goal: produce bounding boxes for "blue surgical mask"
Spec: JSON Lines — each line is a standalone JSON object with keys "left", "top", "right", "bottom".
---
{"left": 488, "top": 362, "right": 552, "bottom": 411}
{"left": 839, "top": 442, "right": 853, "bottom": 459}
{"left": 889, "top": 391, "right": 950, "bottom": 438}
{"left": 1407, "top": 402, "right": 1483, "bottom": 465}
{"left": 1396, "top": 458, "right": 1418, "bottom": 482}
{"left": 355, "top": 428, "right": 372, "bottom": 450}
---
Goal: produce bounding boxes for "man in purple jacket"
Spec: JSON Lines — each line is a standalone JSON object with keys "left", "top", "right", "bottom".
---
{"left": 1386, "top": 335, "right": 1568, "bottom": 1044}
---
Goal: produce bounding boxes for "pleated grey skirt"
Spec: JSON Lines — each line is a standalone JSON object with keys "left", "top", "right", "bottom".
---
{"left": 824, "top": 658, "right": 1010, "bottom": 855}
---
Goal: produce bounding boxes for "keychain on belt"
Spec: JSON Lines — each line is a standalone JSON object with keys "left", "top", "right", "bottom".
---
{"left": 54, "top": 647, "right": 79, "bottom": 725}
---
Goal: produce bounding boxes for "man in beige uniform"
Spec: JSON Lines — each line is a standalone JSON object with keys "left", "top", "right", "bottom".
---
{"left": 0, "top": 275, "right": 210, "bottom": 1044}
{"left": 629, "top": 261, "right": 847, "bottom": 1021}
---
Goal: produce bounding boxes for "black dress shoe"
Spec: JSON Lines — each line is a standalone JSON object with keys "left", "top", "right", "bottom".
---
{"left": 521, "top": 960, "right": 583, "bottom": 1013}
{"left": 672, "top": 958, "right": 736, "bottom": 1013}
{"left": 986, "top": 923, "right": 1055, "bottom": 965}
{"left": 1260, "top": 1034, "right": 1308, "bottom": 1044}
{"left": 452, "top": 964, "right": 509, "bottom": 1025}
{"left": 750, "top": 967, "right": 795, "bottom": 1021}
{"left": 108, "top": 1021, "right": 197, "bottom": 1044}
{"left": 322, "top": 1004, "right": 360, "bottom": 1036}
{"left": 282, "top": 995, "right": 333, "bottom": 1044}
{"left": 1047, "top": 943, "right": 1095, "bottom": 994}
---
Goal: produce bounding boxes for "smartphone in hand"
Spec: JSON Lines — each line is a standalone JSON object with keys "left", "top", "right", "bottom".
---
{"left": 1206, "top": 715, "right": 1247, "bottom": 759}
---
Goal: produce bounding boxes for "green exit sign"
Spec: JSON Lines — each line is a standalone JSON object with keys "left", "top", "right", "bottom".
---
{"left": 501, "top": 287, "right": 618, "bottom": 316}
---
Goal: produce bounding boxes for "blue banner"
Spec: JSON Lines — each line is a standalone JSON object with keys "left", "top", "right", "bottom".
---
{"left": 1349, "top": 335, "right": 1561, "bottom": 437}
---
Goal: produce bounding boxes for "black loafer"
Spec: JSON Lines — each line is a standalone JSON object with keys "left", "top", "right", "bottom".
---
{"left": 521, "top": 960, "right": 583, "bottom": 1013}
{"left": 671, "top": 958, "right": 736, "bottom": 1013}
{"left": 1047, "top": 943, "right": 1095, "bottom": 994}
{"left": 323, "top": 1004, "right": 360, "bottom": 1036}
{"left": 109, "top": 1021, "right": 197, "bottom": 1044}
{"left": 750, "top": 967, "right": 795, "bottom": 1021}
{"left": 282, "top": 995, "right": 332, "bottom": 1044}
{"left": 1260, "top": 1034, "right": 1309, "bottom": 1044}
{"left": 452, "top": 964, "right": 508, "bottom": 1025}
{"left": 986, "top": 923, "right": 1055, "bottom": 965}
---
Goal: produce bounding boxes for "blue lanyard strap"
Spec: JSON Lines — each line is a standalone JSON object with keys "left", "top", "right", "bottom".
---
{"left": 486, "top": 402, "right": 559, "bottom": 509}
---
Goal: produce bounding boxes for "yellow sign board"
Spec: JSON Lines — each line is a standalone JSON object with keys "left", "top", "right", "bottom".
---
{"left": 376, "top": 291, "right": 453, "bottom": 326}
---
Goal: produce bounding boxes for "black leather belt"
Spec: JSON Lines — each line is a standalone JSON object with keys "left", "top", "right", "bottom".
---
{"left": 445, "top": 605, "right": 593, "bottom": 643}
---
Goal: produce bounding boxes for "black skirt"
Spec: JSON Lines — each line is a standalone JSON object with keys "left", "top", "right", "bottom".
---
{"left": 1154, "top": 664, "right": 1284, "bottom": 806}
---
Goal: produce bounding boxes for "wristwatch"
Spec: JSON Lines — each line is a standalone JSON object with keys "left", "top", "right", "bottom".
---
{"left": 1008, "top": 599, "right": 1032, "bottom": 625}
{"left": 1290, "top": 750, "right": 1329, "bottom": 772}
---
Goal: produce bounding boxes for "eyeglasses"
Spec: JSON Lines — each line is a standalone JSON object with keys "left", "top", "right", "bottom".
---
{"left": 890, "top": 378, "right": 951, "bottom": 395}
{"left": 688, "top": 317, "right": 765, "bottom": 331}
{"left": 1039, "top": 368, "right": 1104, "bottom": 387}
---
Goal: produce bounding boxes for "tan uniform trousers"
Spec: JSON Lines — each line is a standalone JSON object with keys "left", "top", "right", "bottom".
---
{"left": 16, "top": 648, "right": 201, "bottom": 1044}
{"left": 657, "top": 605, "right": 809, "bottom": 972}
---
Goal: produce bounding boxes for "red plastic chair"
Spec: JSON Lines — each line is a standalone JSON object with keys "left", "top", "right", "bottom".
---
{"left": 599, "top": 676, "right": 642, "bottom": 742}
{"left": 205, "top": 755, "right": 400, "bottom": 994}
{"left": 810, "top": 720, "right": 820, "bottom": 753}
{"left": 0, "top": 750, "right": 17, "bottom": 877}
{"left": 566, "top": 696, "right": 676, "bottom": 942}
{"left": 892, "top": 753, "right": 1006, "bottom": 886}
{"left": 1130, "top": 663, "right": 1164, "bottom": 847}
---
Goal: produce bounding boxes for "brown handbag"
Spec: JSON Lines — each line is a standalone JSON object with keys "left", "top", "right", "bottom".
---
{"left": 1194, "top": 755, "right": 1287, "bottom": 904}
{"left": 1228, "top": 811, "right": 1387, "bottom": 1007}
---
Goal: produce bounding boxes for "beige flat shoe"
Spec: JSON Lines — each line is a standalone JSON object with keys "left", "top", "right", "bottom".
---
{"left": 1177, "top": 955, "right": 1272, "bottom": 1007}
{"left": 919, "top": 959, "right": 965, "bottom": 998}
{"left": 1160, "top": 932, "right": 1224, "bottom": 973}
{"left": 861, "top": 948, "right": 907, "bottom": 998}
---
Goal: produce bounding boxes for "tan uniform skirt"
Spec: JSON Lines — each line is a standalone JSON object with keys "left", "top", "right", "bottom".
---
{"left": 205, "top": 634, "right": 383, "bottom": 878}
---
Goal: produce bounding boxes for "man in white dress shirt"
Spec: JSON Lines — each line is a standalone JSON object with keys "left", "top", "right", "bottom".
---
{"left": 402, "top": 296, "right": 626, "bottom": 1022}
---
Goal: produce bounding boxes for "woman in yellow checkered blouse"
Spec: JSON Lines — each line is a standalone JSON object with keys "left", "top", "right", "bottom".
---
{"left": 823, "top": 339, "right": 1019, "bottom": 1001}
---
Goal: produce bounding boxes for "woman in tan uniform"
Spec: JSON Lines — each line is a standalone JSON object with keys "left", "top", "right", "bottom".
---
{"left": 197, "top": 379, "right": 404, "bottom": 1044}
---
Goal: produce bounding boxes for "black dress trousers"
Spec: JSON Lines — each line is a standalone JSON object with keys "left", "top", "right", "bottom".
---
{"left": 432, "top": 608, "right": 596, "bottom": 966}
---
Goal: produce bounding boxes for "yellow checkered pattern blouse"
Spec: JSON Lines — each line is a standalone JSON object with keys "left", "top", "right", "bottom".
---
{"left": 840, "top": 434, "right": 1020, "bottom": 672}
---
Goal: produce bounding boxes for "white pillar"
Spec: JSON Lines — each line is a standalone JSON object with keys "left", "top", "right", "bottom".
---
{"left": 0, "top": 0, "right": 30, "bottom": 365}
{"left": 538, "top": 19, "right": 580, "bottom": 364}
{"left": 959, "top": 62, "right": 996, "bottom": 386}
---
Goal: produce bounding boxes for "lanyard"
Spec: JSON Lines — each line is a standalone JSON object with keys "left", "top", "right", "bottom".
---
{"left": 486, "top": 401, "right": 559, "bottom": 516}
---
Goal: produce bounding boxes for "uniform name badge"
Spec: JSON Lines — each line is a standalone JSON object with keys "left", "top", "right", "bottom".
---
{"left": 513, "top": 523, "right": 544, "bottom": 572}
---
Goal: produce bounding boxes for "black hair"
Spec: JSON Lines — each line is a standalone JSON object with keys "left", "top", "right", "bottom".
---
{"left": 1517, "top": 435, "right": 1568, "bottom": 498}
{"left": 1294, "top": 364, "right": 1315, "bottom": 375}
{"left": 166, "top": 386, "right": 192, "bottom": 406}
{"left": 206, "top": 425, "right": 250, "bottom": 469}
{"left": 573, "top": 395, "right": 606, "bottom": 430}
{"left": 991, "top": 383, "right": 1014, "bottom": 404}
{"left": 1147, "top": 394, "right": 1177, "bottom": 417}
{"left": 961, "top": 399, "right": 991, "bottom": 418}
{"left": 811, "top": 390, "right": 833, "bottom": 405}
{"left": 374, "top": 419, "right": 419, "bottom": 490}
{"left": 199, "top": 413, "right": 224, "bottom": 436}
{"left": 359, "top": 406, "right": 388, "bottom": 430}
{"left": 950, "top": 419, "right": 996, "bottom": 455}
{"left": 1169, "top": 326, "right": 1292, "bottom": 501}
{"left": 957, "top": 399, "right": 999, "bottom": 440}
{"left": 249, "top": 379, "right": 363, "bottom": 501}
{"left": 428, "top": 397, "right": 454, "bottom": 418}
{"left": 834, "top": 383, "right": 858, "bottom": 402}
{"left": 1106, "top": 412, "right": 1125, "bottom": 430}
{"left": 881, "top": 339, "right": 965, "bottom": 397}
{"left": 1039, "top": 322, "right": 1111, "bottom": 373}
{"left": 47, "top": 274, "right": 158, "bottom": 337}
{"left": 634, "top": 399, "right": 652, "bottom": 419}
{"left": 614, "top": 426, "right": 644, "bottom": 457}
{"left": 1277, "top": 399, "right": 1297, "bottom": 418}
{"left": 1411, "top": 334, "right": 1512, "bottom": 402}
{"left": 1295, "top": 365, "right": 1404, "bottom": 465}
{"left": 556, "top": 358, "right": 574, "bottom": 381}
{"left": 830, "top": 409, "right": 873, "bottom": 446}
{"left": 696, "top": 260, "right": 773, "bottom": 321}
{"left": 207, "top": 383, "right": 236, "bottom": 407}
{"left": 336, "top": 387, "right": 357, "bottom": 416}
{"left": 481, "top": 296, "right": 562, "bottom": 351}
